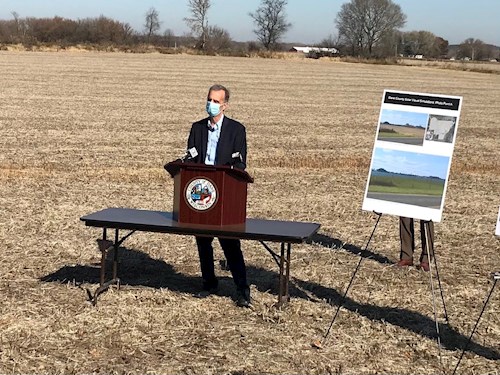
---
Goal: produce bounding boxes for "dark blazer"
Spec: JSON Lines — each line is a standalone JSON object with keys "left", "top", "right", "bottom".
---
{"left": 187, "top": 116, "right": 247, "bottom": 170}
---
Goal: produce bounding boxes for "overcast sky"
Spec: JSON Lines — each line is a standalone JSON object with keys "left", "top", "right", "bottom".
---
{"left": 1, "top": 0, "right": 498, "bottom": 46}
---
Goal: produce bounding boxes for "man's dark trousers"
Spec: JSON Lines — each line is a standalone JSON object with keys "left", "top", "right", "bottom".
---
{"left": 196, "top": 236, "right": 248, "bottom": 292}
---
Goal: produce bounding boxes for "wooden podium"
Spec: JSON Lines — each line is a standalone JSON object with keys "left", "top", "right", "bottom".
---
{"left": 164, "top": 160, "right": 254, "bottom": 225}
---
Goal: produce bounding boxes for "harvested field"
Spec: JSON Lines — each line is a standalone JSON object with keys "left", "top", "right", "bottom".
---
{"left": 379, "top": 124, "right": 425, "bottom": 137}
{"left": 0, "top": 51, "right": 499, "bottom": 375}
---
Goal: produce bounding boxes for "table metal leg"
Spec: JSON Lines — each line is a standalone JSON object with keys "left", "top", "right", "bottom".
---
{"left": 260, "top": 241, "right": 292, "bottom": 308}
{"left": 87, "top": 228, "right": 135, "bottom": 305}
{"left": 278, "top": 243, "right": 286, "bottom": 307}
{"left": 96, "top": 229, "right": 113, "bottom": 287}
{"left": 112, "top": 229, "right": 119, "bottom": 280}
{"left": 285, "top": 243, "right": 291, "bottom": 303}
{"left": 277, "top": 242, "right": 292, "bottom": 307}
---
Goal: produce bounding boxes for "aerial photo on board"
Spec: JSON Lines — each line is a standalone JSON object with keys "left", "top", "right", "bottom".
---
{"left": 366, "top": 148, "right": 450, "bottom": 208}
{"left": 377, "top": 109, "right": 428, "bottom": 145}
{"left": 425, "top": 114, "right": 457, "bottom": 143}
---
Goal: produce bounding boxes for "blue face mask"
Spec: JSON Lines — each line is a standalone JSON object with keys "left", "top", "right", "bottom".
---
{"left": 206, "top": 101, "right": 221, "bottom": 117}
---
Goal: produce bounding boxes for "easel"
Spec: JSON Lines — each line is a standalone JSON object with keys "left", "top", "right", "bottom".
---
{"left": 422, "top": 219, "right": 449, "bottom": 368}
{"left": 452, "top": 218, "right": 499, "bottom": 374}
{"left": 321, "top": 212, "right": 382, "bottom": 341}
{"left": 319, "top": 213, "right": 450, "bottom": 364}
{"left": 451, "top": 271, "right": 499, "bottom": 375}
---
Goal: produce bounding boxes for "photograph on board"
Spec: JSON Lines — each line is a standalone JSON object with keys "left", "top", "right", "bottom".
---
{"left": 425, "top": 114, "right": 457, "bottom": 143}
{"left": 377, "top": 109, "right": 428, "bottom": 146}
{"left": 366, "top": 148, "right": 449, "bottom": 209}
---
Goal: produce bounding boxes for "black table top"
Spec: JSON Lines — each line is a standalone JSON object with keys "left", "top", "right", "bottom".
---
{"left": 81, "top": 207, "right": 321, "bottom": 244}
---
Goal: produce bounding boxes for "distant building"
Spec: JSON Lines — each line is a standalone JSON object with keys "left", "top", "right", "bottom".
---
{"left": 290, "top": 46, "right": 339, "bottom": 56}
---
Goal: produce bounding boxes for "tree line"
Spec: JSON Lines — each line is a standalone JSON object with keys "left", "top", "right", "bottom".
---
{"left": 0, "top": 0, "right": 497, "bottom": 60}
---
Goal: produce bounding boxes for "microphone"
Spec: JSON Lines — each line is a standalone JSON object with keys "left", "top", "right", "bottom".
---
{"left": 228, "top": 151, "right": 244, "bottom": 169}
{"left": 182, "top": 147, "right": 198, "bottom": 162}
{"left": 231, "top": 152, "right": 243, "bottom": 163}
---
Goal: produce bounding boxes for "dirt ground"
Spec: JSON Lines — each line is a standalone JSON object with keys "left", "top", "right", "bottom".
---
{"left": 0, "top": 51, "right": 499, "bottom": 375}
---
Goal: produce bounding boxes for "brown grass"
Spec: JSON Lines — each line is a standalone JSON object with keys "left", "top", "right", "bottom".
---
{"left": 379, "top": 124, "right": 425, "bottom": 137}
{"left": 397, "top": 58, "right": 500, "bottom": 74}
{"left": 0, "top": 51, "right": 499, "bottom": 375}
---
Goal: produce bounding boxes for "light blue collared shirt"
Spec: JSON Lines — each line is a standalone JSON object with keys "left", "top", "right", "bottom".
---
{"left": 205, "top": 115, "right": 224, "bottom": 165}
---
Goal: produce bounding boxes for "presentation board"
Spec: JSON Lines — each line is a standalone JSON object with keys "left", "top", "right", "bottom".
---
{"left": 362, "top": 90, "right": 462, "bottom": 222}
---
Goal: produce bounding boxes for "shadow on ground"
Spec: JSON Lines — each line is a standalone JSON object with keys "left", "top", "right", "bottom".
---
{"left": 41, "top": 246, "right": 499, "bottom": 361}
{"left": 41, "top": 246, "right": 218, "bottom": 296}
{"left": 308, "top": 232, "right": 394, "bottom": 265}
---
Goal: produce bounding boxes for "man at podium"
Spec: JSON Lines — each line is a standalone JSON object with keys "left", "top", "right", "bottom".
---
{"left": 185, "top": 84, "right": 251, "bottom": 308}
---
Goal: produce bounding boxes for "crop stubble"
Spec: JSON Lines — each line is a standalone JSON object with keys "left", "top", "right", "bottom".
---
{"left": 0, "top": 52, "right": 499, "bottom": 374}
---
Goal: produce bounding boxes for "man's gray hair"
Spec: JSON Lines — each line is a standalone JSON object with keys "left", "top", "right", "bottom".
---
{"left": 208, "top": 84, "right": 230, "bottom": 102}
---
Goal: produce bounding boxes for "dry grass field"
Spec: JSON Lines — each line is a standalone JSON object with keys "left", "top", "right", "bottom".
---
{"left": 0, "top": 51, "right": 499, "bottom": 375}
{"left": 379, "top": 124, "right": 425, "bottom": 137}
{"left": 397, "top": 58, "right": 500, "bottom": 74}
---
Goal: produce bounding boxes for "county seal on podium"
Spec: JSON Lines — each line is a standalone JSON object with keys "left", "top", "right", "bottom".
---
{"left": 185, "top": 178, "right": 218, "bottom": 211}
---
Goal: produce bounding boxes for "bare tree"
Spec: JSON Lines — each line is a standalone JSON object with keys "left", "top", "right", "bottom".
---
{"left": 433, "top": 37, "right": 449, "bottom": 59}
{"left": 319, "top": 33, "right": 339, "bottom": 48}
{"left": 249, "top": 0, "right": 291, "bottom": 51}
{"left": 206, "top": 25, "right": 232, "bottom": 53}
{"left": 121, "top": 23, "right": 134, "bottom": 44}
{"left": 11, "top": 11, "right": 20, "bottom": 34}
{"left": 11, "top": 11, "right": 27, "bottom": 43}
{"left": 1, "top": 14, "right": 135, "bottom": 46}
{"left": 458, "top": 38, "right": 488, "bottom": 60}
{"left": 144, "top": 7, "right": 161, "bottom": 43}
{"left": 184, "top": 0, "right": 211, "bottom": 49}
{"left": 401, "top": 30, "right": 440, "bottom": 57}
{"left": 73, "top": 16, "right": 132, "bottom": 44}
{"left": 335, "top": 0, "right": 406, "bottom": 57}
{"left": 163, "top": 29, "right": 176, "bottom": 48}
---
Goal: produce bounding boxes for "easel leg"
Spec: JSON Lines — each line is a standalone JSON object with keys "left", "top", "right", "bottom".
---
{"left": 432, "top": 251, "right": 450, "bottom": 324}
{"left": 321, "top": 212, "right": 383, "bottom": 342}
{"left": 424, "top": 220, "right": 444, "bottom": 369}
{"left": 422, "top": 220, "right": 449, "bottom": 324}
{"left": 451, "top": 277, "right": 498, "bottom": 375}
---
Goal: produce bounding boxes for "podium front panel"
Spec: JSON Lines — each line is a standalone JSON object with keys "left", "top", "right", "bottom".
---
{"left": 173, "top": 167, "right": 247, "bottom": 225}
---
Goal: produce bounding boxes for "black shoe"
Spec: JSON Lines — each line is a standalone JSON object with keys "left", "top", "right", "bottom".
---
{"left": 236, "top": 288, "right": 251, "bottom": 308}
{"left": 196, "top": 279, "right": 218, "bottom": 298}
{"left": 196, "top": 287, "right": 218, "bottom": 298}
